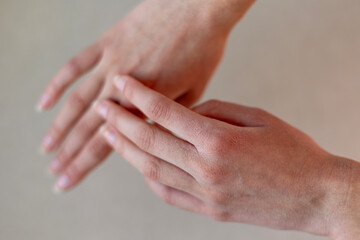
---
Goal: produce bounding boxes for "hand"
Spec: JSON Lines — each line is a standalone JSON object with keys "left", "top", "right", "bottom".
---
{"left": 81, "top": 76, "right": 358, "bottom": 239}
{"left": 37, "top": 0, "right": 254, "bottom": 176}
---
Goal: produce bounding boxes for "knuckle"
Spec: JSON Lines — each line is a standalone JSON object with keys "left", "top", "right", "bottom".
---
{"left": 143, "top": 159, "right": 161, "bottom": 181}
{"left": 207, "top": 190, "right": 228, "bottom": 206}
{"left": 102, "top": 45, "right": 117, "bottom": 61}
{"left": 49, "top": 123, "right": 61, "bottom": 140}
{"left": 147, "top": 96, "right": 171, "bottom": 122}
{"left": 161, "top": 189, "right": 174, "bottom": 206}
{"left": 252, "top": 107, "right": 266, "bottom": 115}
{"left": 251, "top": 107, "right": 271, "bottom": 121}
{"left": 135, "top": 125, "right": 155, "bottom": 151}
{"left": 87, "top": 137, "right": 109, "bottom": 161}
{"left": 204, "top": 130, "right": 227, "bottom": 155}
{"left": 65, "top": 163, "right": 81, "bottom": 181}
{"left": 74, "top": 121, "right": 93, "bottom": 138}
{"left": 56, "top": 150, "right": 70, "bottom": 165}
{"left": 204, "top": 128, "right": 240, "bottom": 155}
{"left": 207, "top": 207, "right": 229, "bottom": 222}
{"left": 205, "top": 99, "right": 223, "bottom": 109}
{"left": 179, "top": 145, "right": 193, "bottom": 165}
{"left": 197, "top": 164, "right": 226, "bottom": 186}
{"left": 67, "top": 92, "right": 87, "bottom": 111}
{"left": 64, "top": 58, "right": 81, "bottom": 77}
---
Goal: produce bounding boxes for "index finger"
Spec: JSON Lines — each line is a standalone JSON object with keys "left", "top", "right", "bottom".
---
{"left": 113, "top": 75, "right": 207, "bottom": 145}
{"left": 36, "top": 43, "right": 102, "bottom": 111}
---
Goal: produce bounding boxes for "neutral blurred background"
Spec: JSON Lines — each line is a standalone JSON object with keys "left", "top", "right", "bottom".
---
{"left": 1, "top": 0, "right": 360, "bottom": 239}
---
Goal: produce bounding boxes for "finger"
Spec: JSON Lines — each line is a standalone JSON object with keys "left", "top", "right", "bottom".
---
{"left": 48, "top": 109, "right": 104, "bottom": 175}
{"left": 94, "top": 100, "right": 198, "bottom": 173}
{"left": 100, "top": 125, "right": 199, "bottom": 194}
{"left": 112, "top": 75, "right": 208, "bottom": 145}
{"left": 192, "top": 100, "right": 270, "bottom": 127}
{"left": 145, "top": 178, "right": 206, "bottom": 215}
{"left": 36, "top": 43, "right": 102, "bottom": 111}
{"left": 40, "top": 73, "right": 104, "bottom": 153}
{"left": 53, "top": 128, "right": 112, "bottom": 192}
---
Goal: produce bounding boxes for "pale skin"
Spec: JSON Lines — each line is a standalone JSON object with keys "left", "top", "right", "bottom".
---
{"left": 100, "top": 76, "right": 360, "bottom": 239}
{"left": 37, "top": 0, "right": 254, "bottom": 178}
{"left": 36, "top": 0, "right": 360, "bottom": 239}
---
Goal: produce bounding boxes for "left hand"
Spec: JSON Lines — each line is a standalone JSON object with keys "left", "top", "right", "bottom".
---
{"left": 54, "top": 75, "right": 359, "bottom": 238}
{"left": 38, "top": 0, "right": 254, "bottom": 178}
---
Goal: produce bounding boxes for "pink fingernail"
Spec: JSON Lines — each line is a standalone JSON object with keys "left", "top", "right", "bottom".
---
{"left": 103, "top": 127, "right": 115, "bottom": 144}
{"left": 96, "top": 102, "right": 108, "bottom": 118}
{"left": 113, "top": 75, "right": 127, "bottom": 91}
{"left": 36, "top": 93, "right": 51, "bottom": 111}
{"left": 42, "top": 135, "right": 54, "bottom": 151}
{"left": 56, "top": 175, "right": 70, "bottom": 190}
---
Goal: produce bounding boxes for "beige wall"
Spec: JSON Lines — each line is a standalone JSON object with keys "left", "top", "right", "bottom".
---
{"left": 1, "top": 0, "right": 359, "bottom": 239}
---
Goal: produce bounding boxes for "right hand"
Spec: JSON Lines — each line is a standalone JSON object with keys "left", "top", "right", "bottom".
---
{"left": 91, "top": 75, "right": 359, "bottom": 239}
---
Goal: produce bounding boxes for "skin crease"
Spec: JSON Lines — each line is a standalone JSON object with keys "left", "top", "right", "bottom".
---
{"left": 36, "top": 0, "right": 360, "bottom": 238}
{"left": 87, "top": 76, "right": 359, "bottom": 239}
{"left": 37, "top": 0, "right": 254, "bottom": 180}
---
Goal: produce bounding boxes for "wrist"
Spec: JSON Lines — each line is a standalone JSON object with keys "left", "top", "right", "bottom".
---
{"left": 180, "top": 0, "right": 255, "bottom": 34}
{"left": 203, "top": 0, "right": 256, "bottom": 31}
{"left": 322, "top": 155, "right": 360, "bottom": 239}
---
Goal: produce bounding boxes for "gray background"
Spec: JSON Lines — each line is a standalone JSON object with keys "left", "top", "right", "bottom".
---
{"left": 1, "top": 0, "right": 359, "bottom": 239}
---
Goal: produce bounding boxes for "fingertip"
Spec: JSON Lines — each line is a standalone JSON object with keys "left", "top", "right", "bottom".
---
{"left": 36, "top": 93, "right": 53, "bottom": 112}
{"left": 53, "top": 175, "right": 70, "bottom": 193}
{"left": 35, "top": 102, "right": 54, "bottom": 113}
{"left": 48, "top": 158, "right": 61, "bottom": 175}
{"left": 91, "top": 100, "right": 99, "bottom": 110}
{"left": 99, "top": 124, "right": 106, "bottom": 133}
{"left": 38, "top": 145, "right": 54, "bottom": 155}
{"left": 52, "top": 184, "right": 63, "bottom": 194}
{"left": 35, "top": 105, "right": 45, "bottom": 113}
{"left": 93, "top": 100, "right": 108, "bottom": 118}
{"left": 99, "top": 125, "right": 116, "bottom": 145}
{"left": 104, "top": 128, "right": 116, "bottom": 145}
{"left": 113, "top": 75, "right": 130, "bottom": 92}
{"left": 40, "top": 135, "right": 56, "bottom": 154}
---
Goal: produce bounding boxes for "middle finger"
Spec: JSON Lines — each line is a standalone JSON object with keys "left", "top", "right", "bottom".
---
{"left": 41, "top": 72, "right": 104, "bottom": 153}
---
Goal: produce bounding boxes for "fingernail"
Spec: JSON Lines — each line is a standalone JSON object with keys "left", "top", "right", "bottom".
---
{"left": 99, "top": 125, "right": 106, "bottom": 133}
{"left": 103, "top": 127, "right": 115, "bottom": 145}
{"left": 49, "top": 159, "right": 61, "bottom": 173}
{"left": 36, "top": 93, "right": 51, "bottom": 112}
{"left": 91, "top": 100, "right": 98, "bottom": 109}
{"left": 95, "top": 102, "right": 108, "bottom": 118}
{"left": 113, "top": 75, "right": 127, "bottom": 91}
{"left": 41, "top": 135, "right": 54, "bottom": 151}
{"left": 56, "top": 175, "right": 70, "bottom": 190}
